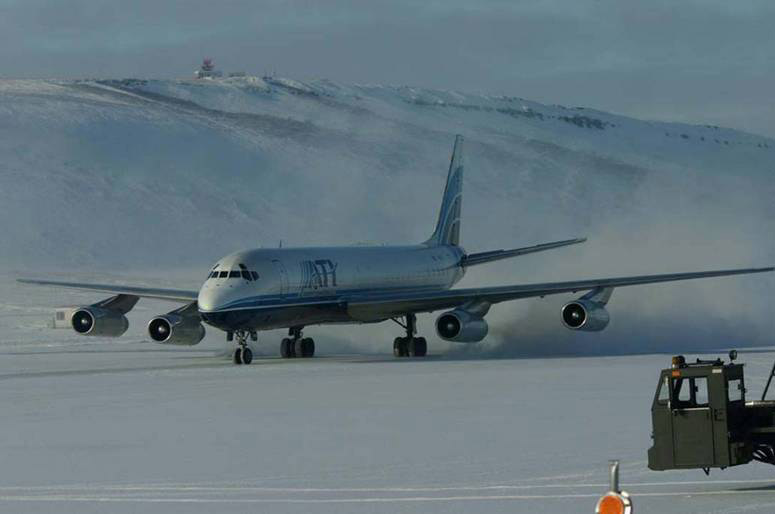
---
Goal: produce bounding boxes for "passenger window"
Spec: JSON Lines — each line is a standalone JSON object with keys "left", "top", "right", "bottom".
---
{"left": 229, "top": 271, "right": 240, "bottom": 278}
{"left": 251, "top": 271, "right": 259, "bottom": 280}
{"left": 219, "top": 271, "right": 228, "bottom": 278}
{"left": 728, "top": 379, "right": 744, "bottom": 403}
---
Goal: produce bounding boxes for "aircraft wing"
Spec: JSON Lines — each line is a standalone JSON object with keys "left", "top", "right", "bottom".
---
{"left": 346, "top": 267, "right": 773, "bottom": 320}
{"left": 17, "top": 279, "right": 198, "bottom": 302}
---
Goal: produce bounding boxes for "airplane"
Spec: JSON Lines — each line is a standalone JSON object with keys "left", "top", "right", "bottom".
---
{"left": 19, "top": 136, "right": 773, "bottom": 365}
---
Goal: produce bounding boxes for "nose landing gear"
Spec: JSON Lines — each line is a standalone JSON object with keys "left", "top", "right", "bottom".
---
{"left": 392, "top": 314, "right": 427, "bottom": 357}
{"left": 231, "top": 329, "right": 257, "bottom": 365}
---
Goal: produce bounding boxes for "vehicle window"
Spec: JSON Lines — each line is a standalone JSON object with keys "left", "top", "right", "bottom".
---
{"left": 657, "top": 376, "right": 670, "bottom": 404}
{"left": 694, "top": 377, "right": 709, "bottom": 407}
{"left": 251, "top": 271, "right": 259, "bottom": 280}
{"left": 672, "top": 377, "right": 709, "bottom": 408}
{"left": 675, "top": 379, "right": 691, "bottom": 404}
{"left": 728, "top": 379, "right": 744, "bottom": 403}
{"left": 229, "top": 271, "right": 240, "bottom": 278}
{"left": 219, "top": 271, "right": 228, "bottom": 278}
{"left": 241, "top": 270, "right": 252, "bottom": 281}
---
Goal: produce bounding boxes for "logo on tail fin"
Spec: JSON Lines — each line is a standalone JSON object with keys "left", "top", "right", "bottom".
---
{"left": 425, "top": 135, "right": 464, "bottom": 247}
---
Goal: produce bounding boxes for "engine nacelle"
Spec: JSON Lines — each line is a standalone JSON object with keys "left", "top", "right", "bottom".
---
{"left": 148, "top": 314, "right": 205, "bottom": 346}
{"left": 561, "top": 300, "right": 610, "bottom": 332}
{"left": 71, "top": 307, "right": 129, "bottom": 337}
{"left": 435, "top": 309, "right": 489, "bottom": 343}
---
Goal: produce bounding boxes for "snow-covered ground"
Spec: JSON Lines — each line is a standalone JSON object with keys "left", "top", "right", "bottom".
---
{"left": 3, "top": 275, "right": 775, "bottom": 513}
{"left": 0, "top": 76, "right": 772, "bottom": 272}
{"left": 0, "top": 75, "right": 773, "bottom": 355}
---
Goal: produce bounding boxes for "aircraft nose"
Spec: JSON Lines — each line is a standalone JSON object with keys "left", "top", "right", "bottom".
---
{"left": 197, "top": 287, "right": 225, "bottom": 312}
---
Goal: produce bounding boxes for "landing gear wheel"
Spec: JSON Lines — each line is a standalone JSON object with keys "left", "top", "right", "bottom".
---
{"left": 300, "top": 338, "right": 315, "bottom": 358}
{"left": 292, "top": 339, "right": 303, "bottom": 358}
{"left": 281, "top": 338, "right": 293, "bottom": 359}
{"left": 409, "top": 337, "right": 427, "bottom": 357}
{"left": 393, "top": 337, "right": 409, "bottom": 357}
{"left": 241, "top": 347, "right": 253, "bottom": 365}
{"left": 234, "top": 347, "right": 243, "bottom": 365}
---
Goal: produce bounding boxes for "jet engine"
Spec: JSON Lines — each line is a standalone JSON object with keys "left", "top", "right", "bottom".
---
{"left": 436, "top": 309, "right": 488, "bottom": 342}
{"left": 148, "top": 313, "right": 205, "bottom": 346}
{"left": 561, "top": 299, "right": 610, "bottom": 332}
{"left": 71, "top": 307, "right": 129, "bottom": 337}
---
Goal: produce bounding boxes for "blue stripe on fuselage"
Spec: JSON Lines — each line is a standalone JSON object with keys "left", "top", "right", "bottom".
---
{"left": 202, "top": 285, "right": 447, "bottom": 313}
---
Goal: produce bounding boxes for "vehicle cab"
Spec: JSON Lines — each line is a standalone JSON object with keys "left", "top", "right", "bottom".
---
{"left": 648, "top": 354, "right": 751, "bottom": 471}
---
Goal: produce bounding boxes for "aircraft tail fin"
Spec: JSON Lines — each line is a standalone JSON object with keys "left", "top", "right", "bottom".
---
{"left": 425, "top": 135, "right": 464, "bottom": 247}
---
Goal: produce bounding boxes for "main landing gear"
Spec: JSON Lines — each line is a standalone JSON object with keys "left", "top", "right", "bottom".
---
{"left": 280, "top": 327, "right": 315, "bottom": 359}
{"left": 231, "top": 329, "right": 257, "bottom": 365}
{"left": 392, "top": 313, "right": 427, "bottom": 358}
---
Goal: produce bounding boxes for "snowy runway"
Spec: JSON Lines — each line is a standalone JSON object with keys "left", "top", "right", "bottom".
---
{"left": 4, "top": 470, "right": 775, "bottom": 513}
{"left": 3, "top": 339, "right": 775, "bottom": 513}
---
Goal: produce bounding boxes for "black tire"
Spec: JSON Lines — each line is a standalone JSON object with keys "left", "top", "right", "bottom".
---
{"left": 241, "top": 347, "right": 253, "bottom": 365}
{"left": 300, "top": 338, "right": 315, "bottom": 358}
{"left": 411, "top": 337, "right": 427, "bottom": 357}
{"left": 291, "top": 339, "right": 302, "bottom": 358}
{"left": 233, "top": 347, "right": 243, "bottom": 365}
{"left": 280, "top": 338, "right": 293, "bottom": 358}
{"left": 393, "top": 337, "right": 409, "bottom": 357}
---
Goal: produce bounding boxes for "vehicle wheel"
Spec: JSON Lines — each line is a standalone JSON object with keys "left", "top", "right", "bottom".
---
{"left": 241, "top": 347, "right": 253, "bottom": 365}
{"left": 410, "top": 337, "right": 427, "bottom": 357}
{"left": 280, "top": 338, "right": 293, "bottom": 358}
{"left": 300, "top": 338, "right": 315, "bottom": 358}
{"left": 393, "top": 337, "right": 409, "bottom": 357}
{"left": 234, "top": 347, "right": 243, "bottom": 364}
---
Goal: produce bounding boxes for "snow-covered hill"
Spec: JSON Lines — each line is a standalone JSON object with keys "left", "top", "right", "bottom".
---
{"left": 0, "top": 76, "right": 772, "bottom": 354}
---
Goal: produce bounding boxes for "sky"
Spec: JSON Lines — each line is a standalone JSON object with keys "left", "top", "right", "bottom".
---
{"left": 1, "top": 0, "right": 773, "bottom": 138}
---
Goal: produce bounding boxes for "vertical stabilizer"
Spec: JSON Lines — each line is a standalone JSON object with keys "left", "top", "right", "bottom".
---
{"left": 425, "top": 135, "right": 464, "bottom": 247}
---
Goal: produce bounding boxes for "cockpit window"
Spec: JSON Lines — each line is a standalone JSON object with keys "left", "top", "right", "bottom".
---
{"left": 208, "top": 266, "right": 260, "bottom": 280}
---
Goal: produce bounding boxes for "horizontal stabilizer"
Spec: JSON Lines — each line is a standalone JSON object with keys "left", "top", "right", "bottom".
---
{"left": 461, "top": 238, "right": 587, "bottom": 267}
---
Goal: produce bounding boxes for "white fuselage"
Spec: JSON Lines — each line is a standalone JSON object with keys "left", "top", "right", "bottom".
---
{"left": 197, "top": 245, "right": 466, "bottom": 331}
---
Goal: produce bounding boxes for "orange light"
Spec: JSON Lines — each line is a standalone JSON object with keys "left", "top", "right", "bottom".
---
{"left": 596, "top": 493, "right": 625, "bottom": 514}
{"left": 597, "top": 492, "right": 633, "bottom": 514}
{"left": 671, "top": 370, "right": 680, "bottom": 377}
